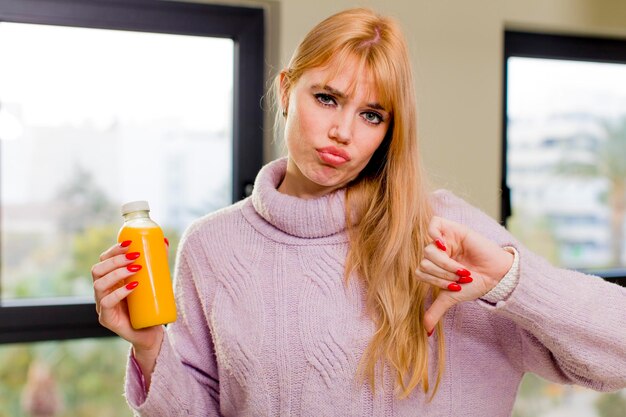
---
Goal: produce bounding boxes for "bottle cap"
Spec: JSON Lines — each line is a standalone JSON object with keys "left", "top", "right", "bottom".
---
{"left": 121, "top": 200, "right": 150, "bottom": 215}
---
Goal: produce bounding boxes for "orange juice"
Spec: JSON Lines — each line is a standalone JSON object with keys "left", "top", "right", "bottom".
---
{"left": 118, "top": 201, "right": 177, "bottom": 329}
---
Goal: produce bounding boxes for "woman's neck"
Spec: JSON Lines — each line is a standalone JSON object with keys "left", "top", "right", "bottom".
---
{"left": 277, "top": 158, "right": 342, "bottom": 199}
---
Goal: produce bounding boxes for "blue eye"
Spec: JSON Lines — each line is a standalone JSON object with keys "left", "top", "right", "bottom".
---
{"left": 362, "top": 111, "right": 383, "bottom": 125}
{"left": 315, "top": 93, "right": 336, "bottom": 106}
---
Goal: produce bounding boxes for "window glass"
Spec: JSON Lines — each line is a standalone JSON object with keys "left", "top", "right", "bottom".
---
{"left": 0, "top": 22, "right": 234, "bottom": 300}
{"left": 506, "top": 42, "right": 626, "bottom": 417}
{"left": 507, "top": 57, "right": 626, "bottom": 275}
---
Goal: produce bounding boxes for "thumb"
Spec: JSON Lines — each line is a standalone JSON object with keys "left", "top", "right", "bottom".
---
{"left": 424, "top": 295, "right": 455, "bottom": 335}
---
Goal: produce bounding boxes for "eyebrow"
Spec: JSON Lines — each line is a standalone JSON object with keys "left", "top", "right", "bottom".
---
{"left": 312, "top": 84, "right": 388, "bottom": 112}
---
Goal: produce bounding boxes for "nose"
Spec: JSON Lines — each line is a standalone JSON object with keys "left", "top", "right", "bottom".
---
{"left": 329, "top": 111, "right": 353, "bottom": 143}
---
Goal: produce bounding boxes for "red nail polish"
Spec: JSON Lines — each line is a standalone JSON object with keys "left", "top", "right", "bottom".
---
{"left": 127, "top": 264, "right": 142, "bottom": 272}
{"left": 457, "top": 276, "right": 473, "bottom": 284}
{"left": 164, "top": 237, "right": 169, "bottom": 247}
{"left": 125, "top": 252, "right": 140, "bottom": 260}
{"left": 120, "top": 240, "right": 132, "bottom": 248}
{"left": 435, "top": 239, "right": 447, "bottom": 251}
{"left": 456, "top": 268, "right": 471, "bottom": 277}
{"left": 125, "top": 281, "right": 139, "bottom": 290}
{"left": 427, "top": 329, "right": 434, "bottom": 337}
{"left": 447, "top": 282, "right": 462, "bottom": 291}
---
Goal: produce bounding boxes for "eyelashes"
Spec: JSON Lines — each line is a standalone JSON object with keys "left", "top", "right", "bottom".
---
{"left": 313, "top": 93, "right": 385, "bottom": 125}
{"left": 315, "top": 93, "right": 336, "bottom": 107}
{"left": 362, "top": 111, "right": 383, "bottom": 125}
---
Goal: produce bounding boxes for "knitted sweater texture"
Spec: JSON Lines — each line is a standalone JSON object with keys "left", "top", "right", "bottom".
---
{"left": 125, "top": 158, "right": 626, "bottom": 416}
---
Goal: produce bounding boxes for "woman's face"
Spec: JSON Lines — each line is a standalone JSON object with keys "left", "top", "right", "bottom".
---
{"left": 278, "top": 57, "right": 391, "bottom": 198}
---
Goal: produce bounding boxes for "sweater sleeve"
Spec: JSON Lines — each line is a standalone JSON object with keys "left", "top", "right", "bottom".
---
{"left": 486, "top": 245, "right": 626, "bottom": 391}
{"left": 434, "top": 190, "right": 626, "bottom": 392}
{"left": 124, "top": 239, "right": 222, "bottom": 416}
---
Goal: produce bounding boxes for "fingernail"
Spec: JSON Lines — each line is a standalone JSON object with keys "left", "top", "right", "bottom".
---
{"left": 447, "top": 282, "right": 462, "bottom": 291}
{"left": 456, "top": 268, "right": 471, "bottom": 277}
{"left": 164, "top": 237, "right": 169, "bottom": 247}
{"left": 127, "top": 264, "right": 142, "bottom": 272}
{"left": 435, "top": 239, "right": 447, "bottom": 251}
{"left": 457, "top": 276, "right": 473, "bottom": 284}
{"left": 427, "top": 329, "right": 434, "bottom": 337}
{"left": 125, "top": 281, "right": 139, "bottom": 290}
{"left": 120, "top": 240, "right": 132, "bottom": 248}
{"left": 125, "top": 252, "right": 140, "bottom": 260}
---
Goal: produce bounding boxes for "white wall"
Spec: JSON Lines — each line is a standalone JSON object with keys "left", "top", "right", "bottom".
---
{"left": 202, "top": 0, "right": 626, "bottom": 218}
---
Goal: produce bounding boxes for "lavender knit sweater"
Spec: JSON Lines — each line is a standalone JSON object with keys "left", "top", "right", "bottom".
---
{"left": 125, "top": 158, "right": 626, "bottom": 416}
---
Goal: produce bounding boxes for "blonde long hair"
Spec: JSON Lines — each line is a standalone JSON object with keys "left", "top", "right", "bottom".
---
{"left": 276, "top": 8, "right": 444, "bottom": 398}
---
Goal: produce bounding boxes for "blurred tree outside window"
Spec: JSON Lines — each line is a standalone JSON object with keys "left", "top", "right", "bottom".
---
{"left": 0, "top": 338, "right": 132, "bottom": 417}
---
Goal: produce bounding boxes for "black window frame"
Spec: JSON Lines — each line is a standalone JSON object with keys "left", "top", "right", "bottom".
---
{"left": 502, "top": 30, "right": 626, "bottom": 287}
{"left": 0, "top": 0, "right": 265, "bottom": 343}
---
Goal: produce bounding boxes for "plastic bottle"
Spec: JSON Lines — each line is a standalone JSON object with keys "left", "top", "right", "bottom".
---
{"left": 117, "top": 200, "right": 177, "bottom": 329}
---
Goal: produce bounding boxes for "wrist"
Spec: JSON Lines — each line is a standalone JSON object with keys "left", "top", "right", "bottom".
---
{"left": 131, "top": 329, "right": 164, "bottom": 392}
{"left": 132, "top": 326, "right": 164, "bottom": 352}
{"left": 132, "top": 328, "right": 164, "bottom": 364}
{"left": 481, "top": 246, "right": 520, "bottom": 304}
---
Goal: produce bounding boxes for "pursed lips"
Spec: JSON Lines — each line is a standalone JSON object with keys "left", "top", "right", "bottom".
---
{"left": 317, "top": 146, "right": 351, "bottom": 164}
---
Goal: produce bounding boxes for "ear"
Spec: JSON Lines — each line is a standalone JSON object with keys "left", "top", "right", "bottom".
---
{"left": 279, "top": 69, "right": 290, "bottom": 113}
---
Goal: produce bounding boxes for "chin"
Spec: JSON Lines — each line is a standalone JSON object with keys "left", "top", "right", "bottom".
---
{"left": 317, "top": 176, "right": 352, "bottom": 191}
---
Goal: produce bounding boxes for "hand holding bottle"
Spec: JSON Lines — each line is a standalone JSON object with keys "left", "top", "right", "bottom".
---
{"left": 91, "top": 240, "right": 164, "bottom": 352}
{"left": 91, "top": 201, "right": 177, "bottom": 390}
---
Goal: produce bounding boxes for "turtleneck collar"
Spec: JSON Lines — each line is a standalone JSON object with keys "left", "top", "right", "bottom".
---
{"left": 251, "top": 158, "right": 347, "bottom": 239}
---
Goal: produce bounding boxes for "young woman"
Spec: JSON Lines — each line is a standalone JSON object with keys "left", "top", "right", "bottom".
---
{"left": 91, "top": 8, "right": 626, "bottom": 416}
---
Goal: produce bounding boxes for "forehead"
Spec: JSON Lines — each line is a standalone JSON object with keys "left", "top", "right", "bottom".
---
{"left": 300, "top": 57, "right": 382, "bottom": 104}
